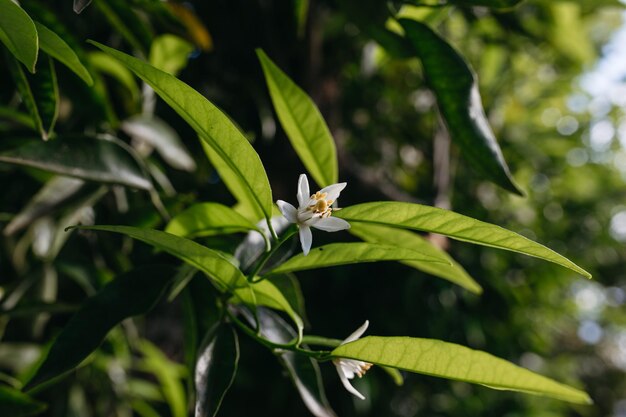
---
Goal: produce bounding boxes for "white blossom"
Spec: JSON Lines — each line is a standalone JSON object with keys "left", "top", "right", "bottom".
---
{"left": 333, "top": 320, "right": 372, "bottom": 400}
{"left": 276, "top": 174, "right": 350, "bottom": 255}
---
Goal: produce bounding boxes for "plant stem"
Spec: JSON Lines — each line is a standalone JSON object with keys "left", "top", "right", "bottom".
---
{"left": 247, "top": 225, "right": 298, "bottom": 282}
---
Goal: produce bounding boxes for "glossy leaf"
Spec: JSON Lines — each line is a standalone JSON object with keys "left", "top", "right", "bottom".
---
{"left": 165, "top": 203, "right": 261, "bottom": 238}
{"left": 233, "top": 279, "right": 304, "bottom": 342}
{"left": 7, "top": 53, "right": 58, "bottom": 141}
{"left": 332, "top": 336, "right": 591, "bottom": 404}
{"left": 77, "top": 225, "right": 247, "bottom": 291}
{"left": 349, "top": 223, "right": 482, "bottom": 294}
{"left": 90, "top": 41, "right": 274, "bottom": 222}
{"left": 335, "top": 202, "right": 591, "bottom": 278}
{"left": 149, "top": 34, "right": 194, "bottom": 76}
{"left": 88, "top": 51, "right": 140, "bottom": 102}
{"left": 194, "top": 325, "right": 239, "bottom": 417}
{"left": 399, "top": 19, "right": 522, "bottom": 195}
{"left": 0, "top": 0, "right": 38, "bottom": 72}
{"left": 0, "top": 385, "right": 46, "bottom": 417}
{"left": 0, "top": 136, "right": 152, "bottom": 190}
{"left": 4, "top": 176, "right": 84, "bottom": 236}
{"left": 121, "top": 115, "right": 196, "bottom": 171}
{"left": 257, "top": 49, "right": 338, "bottom": 187}
{"left": 269, "top": 242, "right": 449, "bottom": 275}
{"left": 35, "top": 22, "right": 93, "bottom": 85}
{"left": 73, "top": 0, "right": 93, "bottom": 14}
{"left": 24, "top": 265, "right": 176, "bottom": 391}
{"left": 244, "top": 308, "right": 336, "bottom": 417}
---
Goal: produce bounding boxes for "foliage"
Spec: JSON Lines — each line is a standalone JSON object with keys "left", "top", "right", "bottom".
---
{"left": 0, "top": 1, "right": 624, "bottom": 416}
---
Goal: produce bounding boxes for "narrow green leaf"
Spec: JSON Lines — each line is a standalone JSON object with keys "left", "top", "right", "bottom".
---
{"left": 269, "top": 242, "right": 449, "bottom": 275}
{"left": 399, "top": 19, "right": 522, "bottom": 195}
{"left": 233, "top": 279, "right": 304, "bottom": 342}
{"left": 77, "top": 225, "right": 247, "bottom": 291}
{"left": 257, "top": 49, "right": 338, "bottom": 187}
{"left": 23, "top": 265, "right": 176, "bottom": 391}
{"left": 449, "top": 0, "right": 524, "bottom": 8}
{"left": 266, "top": 274, "right": 308, "bottom": 325}
{"left": 89, "top": 41, "right": 274, "bottom": 222}
{"left": 94, "top": 0, "right": 152, "bottom": 54}
{"left": 0, "top": 385, "right": 46, "bottom": 417}
{"left": 6, "top": 53, "right": 58, "bottom": 140}
{"left": 332, "top": 336, "right": 591, "bottom": 404}
{"left": 349, "top": 223, "right": 482, "bottom": 294}
{"left": 0, "top": 136, "right": 152, "bottom": 190}
{"left": 35, "top": 22, "right": 93, "bottom": 85}
{"left": 195, "top": 325, "right": 239, "bottom": 417}
{"left": 149, "top": 34, "right": 194, "bottom": 76}
{"left": 138, "top": 341, "right": 187, "bottom": 417}
{"left": 294, "top": 0, "right": 309, "bottom": 37}
{"left": 0, "top": 0, "right": 38, "bottom": 72}
{"left": 88, "top": 51, "right": 140, "bottom": 103}
{"left": 335, "top": 202, "right": 591, "bottom": 278}
{"left": 165, "top": 203, "right": 261, "bottom": 238}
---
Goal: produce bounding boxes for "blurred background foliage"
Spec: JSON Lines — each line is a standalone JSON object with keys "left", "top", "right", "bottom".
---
{"left": 1, "top": 0, "right": 625, "bottom": 416}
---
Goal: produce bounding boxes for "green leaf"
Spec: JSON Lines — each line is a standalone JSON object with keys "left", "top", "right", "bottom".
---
{"left": 165, "top": 203, "right": 261, "bottom": 238}
{"left": 138, "top": 341, "right": 187, "bottom": 417}
{"left": 398, "top": 19, "right": 522, "bottom": 195}
{"left": 349, "top": 223, "right": 482, "bottom": 294}
{"left": 194, "top": 325, "right": 239, "bottom": 417}
{"left": 266, "top": 274, "right": 308, "bottom": 325}
{"left": 23, "top": 265, "right": 176, "bottom": 391}
{"left": 89, "top": 41, "right": 274, "bottom": 222}
{"left": 0, "top": 0, "right": 38, "bottom": 72}
{"left": 35, "top": 22, "right": 93, "bottom": 85}
{"left": 121, "top": 115, "right": 196, "bottom": 172}
{"left": 406, "top": 0, "right": 524, "bottom": 8}
{"left": 257, "top": 49, "right": 338, "bottom": 187}
{"left": 0, "top": 136, "right": 152, "bottom": 190}
{"left": 332, "top": 336, "right": 591, "bottom": 404}
{"left": 294, "top": 0, "right": 309, "bottom": 37}
{"left": 149, "top": 34, "right": 194, "bottom": 76}
{"left": 269, "top": 242, "right": 449, "bottom": 275}
{"left": 0, "top": 385, "right": 46, "bottom": 417}
{"left": 6, "top": 53, "right": 58, "bottom": 141}
{"left": 335, "top": 202, "right": 591, "bottom": 278}
{"left": 88, "top": 51, "right": 140, "bottom": 103}
{"left": 77, "top": 225, "right": 247, "bottom": 291}
{"left": 233, "top": 279, "right": 304, "bottom": 342}
{"left": 94, "top": 0, "right": 152, "bottom": 54}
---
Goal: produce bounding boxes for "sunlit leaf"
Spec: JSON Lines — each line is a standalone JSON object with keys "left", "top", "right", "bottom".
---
{"left": 7, "top": 54, "right": 59, "bottom": 141}
{"left": 269, "top": 242, "right": 448, "bottom": 275}
{"left": 0, "top": 136, "right": 152, "bottom": 190}
{"left": 23, "top": 265, "right": 177, "bottom": 391}
{"left": 35, "top": 22, "right": 93, "bottom": 85}
{"left": 332, "top": 336, "right": 591, "bottom": 404}
{"left": 149, "top": 34, "right": 194, "bottom": 76}
{"left": 195, "top": 325, "right": 239, "bottom": 417}
{"left": 121, "top": 115, "right": 196, "bottom": 172}
{"left": 165, "top": 203, "right": 261, "bottom": 238}
{"left": 399, "top": 19, "right": 522, "bottom": 195}
{"left": 0, "top": 0, "right": 38, "bottom": 72}
{"left": 88, "top": 51, "right": 140, "bottom": 103}
{"left": 257, "top": 49, "right": 338, "bottom": 187}
{"left": 0, "top": 385, "right": 46, "bottom": 417}
{"left": 335, "top": 202, "right": 591, "bottom": 278}
{"left": 349, "top": 223, "right": 482, "bottom": 294}
{"left": 76, "top": 225, "right": 246, "bottom": 291}
{"left": 90, "top": 41, "right": 274, "bottom": 223}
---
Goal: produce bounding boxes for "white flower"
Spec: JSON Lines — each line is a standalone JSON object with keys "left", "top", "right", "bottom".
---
{"left": 276, "top": 174, "right": 350, "bottom": 255}
{"left": 333, "top": 320, "right": 372, "bottom": 400}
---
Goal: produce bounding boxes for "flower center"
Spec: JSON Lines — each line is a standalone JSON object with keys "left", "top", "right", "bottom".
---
{"left": 309, "top": 192, "right": 334, "bottom": 218}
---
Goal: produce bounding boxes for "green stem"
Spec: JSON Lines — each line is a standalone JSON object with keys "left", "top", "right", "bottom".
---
{"left": 300, "top": 335, "right": 343, "bottom": 348}
{"left": 247, "top": 225, "right": 298, "bottom": 282}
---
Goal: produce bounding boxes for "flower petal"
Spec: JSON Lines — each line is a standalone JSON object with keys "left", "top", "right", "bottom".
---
{"left": 297, "top": 174, "right": 310, "bottom": 207}
{"left": 319, "top": 182, "right": 346, "bottom": 203}
{"left": 311, "top": 217, "right": 351, "bottom": 232}
{"left": 342, "top": 320, "right": 369, "bottom": 344}
{"left": 276, "top": 200, "right": 297, "bottom": 223}
{"left": 299, "top": 225, "right": 313, "bottom": 256}
{"left": 335, "top": 362, "right": 366, "bottom": 400}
